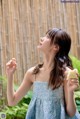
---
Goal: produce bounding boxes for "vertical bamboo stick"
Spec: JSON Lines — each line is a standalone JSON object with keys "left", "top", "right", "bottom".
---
{"left": 1, "top": 0, "right": 80, "bottom": 85}
{"left": 0, "top": 0, "right": 2, "bottom": 75}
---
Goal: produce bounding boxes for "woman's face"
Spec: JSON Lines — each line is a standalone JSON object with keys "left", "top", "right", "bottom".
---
{"left": 37, "top": 34, "right": 53, "bottom": 53}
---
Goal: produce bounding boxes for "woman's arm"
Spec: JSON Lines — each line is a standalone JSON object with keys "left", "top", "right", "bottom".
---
{"left": 64, "top": 79, "right": 79, "bottom": 117}
{"left": 6, "top": 58, "right": 34, "bottom": 106}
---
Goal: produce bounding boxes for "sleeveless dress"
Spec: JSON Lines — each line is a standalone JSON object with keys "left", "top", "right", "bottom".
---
{"left": 25, "top": 81, "right": 80, "bottom": 119}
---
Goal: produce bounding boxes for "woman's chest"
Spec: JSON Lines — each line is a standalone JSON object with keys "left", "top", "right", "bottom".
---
{"left": 35, "top": 70, "right": 50, "bottom": 82}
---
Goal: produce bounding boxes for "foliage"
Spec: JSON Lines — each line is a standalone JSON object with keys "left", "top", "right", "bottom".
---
{"left": 0, "top": 76, "right": 7, "bottom": 89}
{"left": 75, "top": 91, "right": 80, "bottom": 113}
{"left": 0, "top": 76, "right": 7, "bottom": 111}
{"left": 70, "top": 55, "right": 80, "bottom": 90}
{"left": 0, "top": 75, "right": 33, "bottom": 119}
{"left": 2, "top": 104, "right": 28, "bottom": 119}
{"left": 70, "top": 55, "right": 80, "bottom": 77}
{"left": 1, "top": 90, "right": 33, "bottom": 119}
{"left": 70, "top": 55, "right": 80, "bottom": 113}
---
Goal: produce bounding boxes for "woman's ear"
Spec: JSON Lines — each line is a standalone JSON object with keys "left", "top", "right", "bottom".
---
{"left": 53, "top": 44, "right": 59, "bottom": 52}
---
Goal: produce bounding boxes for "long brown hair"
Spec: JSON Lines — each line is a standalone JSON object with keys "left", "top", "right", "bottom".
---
{"left": 33, "top": 28, "right": 73, "bottom": 89}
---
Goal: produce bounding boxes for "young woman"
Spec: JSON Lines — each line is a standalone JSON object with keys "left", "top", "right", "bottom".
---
{"left": 6, "top": 28, "right": 80, "bottom": 119}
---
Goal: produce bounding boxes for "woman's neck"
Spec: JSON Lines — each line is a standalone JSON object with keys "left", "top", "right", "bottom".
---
{"left": 42, "top": 53, "right": 55, "bottom": 70}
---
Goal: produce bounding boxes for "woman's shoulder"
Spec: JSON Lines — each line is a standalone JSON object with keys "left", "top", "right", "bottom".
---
{"left": 25, "top": 65, "right": 37, "bottom": 83}
{"left": 27, "top": 66, "right": 36, "bottom": 73}
{"left": 26, "top": 66, "right": 36, "bottom": 77}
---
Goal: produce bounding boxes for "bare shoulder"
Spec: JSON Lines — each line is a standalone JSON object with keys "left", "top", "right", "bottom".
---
{"left": 27, "top": 66, "right": 36, "bottom": 75}
{"left": 24, "top": 66, "right": 36, "bottom": 83}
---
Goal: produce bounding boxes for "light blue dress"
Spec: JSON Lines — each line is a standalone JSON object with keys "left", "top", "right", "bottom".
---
{"left": 25, "top": 81, "right": 80, "bottom": 119}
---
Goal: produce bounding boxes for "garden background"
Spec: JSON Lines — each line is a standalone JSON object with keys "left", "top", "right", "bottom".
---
{"left": 0, "top": 0, "right": 80, "bottom": 119}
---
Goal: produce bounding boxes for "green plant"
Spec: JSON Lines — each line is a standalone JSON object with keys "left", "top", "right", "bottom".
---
{"left": 70, "top": 55, "right": 80, "bottom": 90}
{"left": 0, "top": 76, "right": 33, "bottom": 119}
{"left": 70, "top": 55, "right": 80, "bottom": 113}
{"left": 75, "top": 91, "right": 80, "bottom": 113}
{"left": 0, "top": 76, "right": 7, "bottom": 111}
{"left": 2, "top": 104, "right": 28, "bottom": 119}
{"left": 70, "top": 55, "right": 80, "bottom": 75}
{"left": 1, "top": 90, "right": 33, "bottom": 119}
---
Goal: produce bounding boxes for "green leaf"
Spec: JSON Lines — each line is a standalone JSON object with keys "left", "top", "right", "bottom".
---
{"left": 77, "top": 105, "right": 80, "bottom": 112}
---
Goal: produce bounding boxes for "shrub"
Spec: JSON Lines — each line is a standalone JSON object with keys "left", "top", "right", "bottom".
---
{"left": 1, "top": 90, "right": 33, "bottom": 119}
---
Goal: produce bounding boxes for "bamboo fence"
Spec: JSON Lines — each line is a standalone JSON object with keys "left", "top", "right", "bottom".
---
{"left": 0, "top": 0, "right": 80, "bottom": 85}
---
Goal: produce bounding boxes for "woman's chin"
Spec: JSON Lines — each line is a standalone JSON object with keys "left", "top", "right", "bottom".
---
{"left": 37, "top": 45, "right": 42, "bottom": 49}
{"left": 37, "top": 45, "right": 44, "bottom": 52}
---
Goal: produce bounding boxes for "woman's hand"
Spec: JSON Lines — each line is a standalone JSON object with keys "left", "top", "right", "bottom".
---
{"left": 67, "top": 78, "right": 79, "bottom": 92}
{"left": 64, "top": 67, "right": 79, "bottom": 92}
{"left": 6, "top": 58, "right": 17, "bottom": 77}
{"left": 64, "top": 69, "right": 79, "bottom": 117}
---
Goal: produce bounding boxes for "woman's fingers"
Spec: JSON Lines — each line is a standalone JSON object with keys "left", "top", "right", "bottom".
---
{"left": 70, "top": 79, "right": 79, "bottom": 83}
{"left": 69, "top": 79, "right": 79, "bottom": 86}
{"left": 6, "top": 58, "right": 17, "bottom": 68}
{"left": 12, "top": 58, "right": 16, "bottom": 61}
{"left": 6, "top": 58, "right": 17, "bottom": 76}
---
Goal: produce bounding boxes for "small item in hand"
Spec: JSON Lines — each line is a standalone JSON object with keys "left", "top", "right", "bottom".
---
{"left": 66, "top": 67, "right": 78, "bottom": 80}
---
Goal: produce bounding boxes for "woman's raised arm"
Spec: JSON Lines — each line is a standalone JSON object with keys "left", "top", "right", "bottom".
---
{"left": 6, "top": 58, "right": 34, "bottom": 106}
